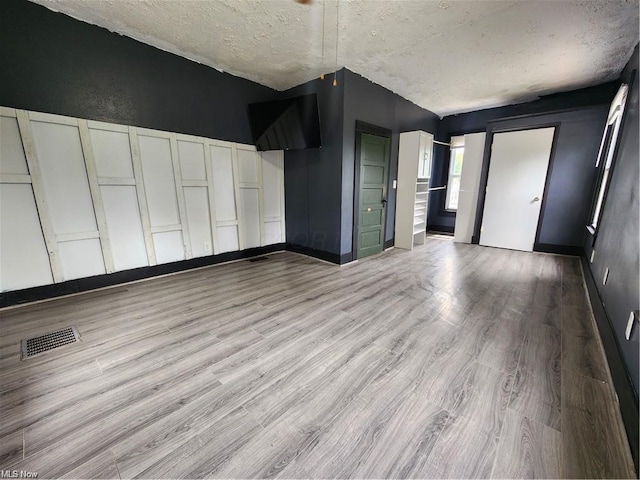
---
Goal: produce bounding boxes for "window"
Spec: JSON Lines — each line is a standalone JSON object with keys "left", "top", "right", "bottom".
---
{"left": 445, "top": 136, "right": 465, "bottom": 211}
{"left": 587, "top": 84, "right": 628, "bottom": 234}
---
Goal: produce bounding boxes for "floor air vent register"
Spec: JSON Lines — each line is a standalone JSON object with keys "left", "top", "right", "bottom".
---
{"left": 21, "top": 326, "right": 80, "bottom": 360}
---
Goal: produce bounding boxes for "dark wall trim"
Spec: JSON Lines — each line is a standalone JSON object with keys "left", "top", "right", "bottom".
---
{"left": 581, "top": 256, "right": 639, "bottom": 471}
{"left": 355, "top": 121, "right": 392, "bottom": 138}
{"left": 472, "top": 122, "right": 561, "bottom": 244}
{"left": 384, "top": 239, "right": 394, "bottom": 249}
{"left": 0, "top": 244, "right": 285, "bottom": 308}
{"left": 340, "top": 252, "right": 354, "bottom": 264}
{"left": 286, "top": 243, "right": 342, "bottom": 265}
{"left": 533, "top": 243, "right": 583, "bottom": 256}
{"left": 428, "top": 225, "right": 455, "bottom": 234}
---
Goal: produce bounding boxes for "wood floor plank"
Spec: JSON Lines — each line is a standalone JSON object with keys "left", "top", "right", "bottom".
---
{"left": 561, "top": 305, "right": 610, "bottom": 382}
{"left": 509, "top": 366, "right": 561, "bottom": 432}
{"left": 562, "top": 371, "right": 635, "bottom": 479}
{"left": 0, "top": 238, "right": 634, "bottom": 479}
{"left": 0, "top": 429, "right": 22, "bottom": 467}
{"left": 59, "top": 450, "right": 121, "bottom": 479}
{"left": 426, "top": 412, "right": 500, "bottom": 479}
{"left": 509, "top": 323, "right": 562, "bottom": 430}
{"left": 490, "top": 409, "right": 563, "bottom": 479}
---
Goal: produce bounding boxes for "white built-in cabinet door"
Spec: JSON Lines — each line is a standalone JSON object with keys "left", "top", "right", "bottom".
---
{"left": 0, "top": 108, "right": 53, "bottom": 291}
{"left": 0, "top": 107, "right": 286, "bottom": 293}
{"left": 88, "top": 122, "right": 149, "bottom": 271}
{"left": 29, "top": 113, "right": 107, "bottom": 281}
{"left": 210, "top": 143, "right": 241, "bottom": 253}
{"left": 237, "top": 146, "right": 263, "bottom": 250}
{"left": 260, "top": 151, "right": 285, "bottom": 245}
{"left": 176, "top": 137, "right": 213, "bottom": 259}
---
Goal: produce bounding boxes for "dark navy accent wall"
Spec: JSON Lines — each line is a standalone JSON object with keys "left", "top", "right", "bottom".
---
{"left": 282, "top": 71, "right": 346, "bottom": 257}
{"left": 283, "top": 69, "right": 438, "bottom": 261}
{"left": 342, "top": 70, "right": 439, "bottom": 257}
{"left": 584, "top": 46, "right": 639, "bottom": 466}
{"left": 431, "top": 82, "right": 620, "bottom": 235}
{"left": 472, "top": 108, "right": 608, "bottom": 248}
{"left": 0, "top": 0, "right": 276, "bottom": 144}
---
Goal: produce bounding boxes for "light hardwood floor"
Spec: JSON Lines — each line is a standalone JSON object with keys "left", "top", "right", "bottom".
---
{"left": 0, "top": 237, "right": 635, "bottom": 479}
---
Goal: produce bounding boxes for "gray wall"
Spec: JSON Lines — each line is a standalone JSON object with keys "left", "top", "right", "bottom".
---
{"left": 283, "top": 71, "right": 346, "bottom": 258}
{"left": 585, "top": 46, "right": 639, "bottom": 396}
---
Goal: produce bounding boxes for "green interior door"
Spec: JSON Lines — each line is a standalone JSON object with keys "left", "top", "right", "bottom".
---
{"left": 357, "top": 133, "right": 390, "bottom": 259}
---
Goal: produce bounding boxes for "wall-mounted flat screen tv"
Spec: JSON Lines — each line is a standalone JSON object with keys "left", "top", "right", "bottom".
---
{"left": 248, "top": 94, "right": 322, "bottom": 151}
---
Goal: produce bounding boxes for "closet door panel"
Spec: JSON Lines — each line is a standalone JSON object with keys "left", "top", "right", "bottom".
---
{"left": 0, "top": 116, "right": 29, "bottom": 174}
{"left": 261, "top": 151, "right": 282, "bottom": 219}
{"left": 184, "top": 186, "right": 212, "bottom": 258}
{"left": 0, "top": 184, "right": 53, "bottom": 291}
{"left": 90, "top": 129, "right": 135, "bottom": 179}
{"left": 237, "top": 148, "right": 259, "bottom": 185}
{"left": 217, "top": 226, "right": 239, "bottom": 253}
{"left": 239, "top": 188, "right": 261, "bottom": 249}
{"left": 31, "top": 121, "right": 98, "bottom": 235}
{"left": 263, "top": 221, "right": 282, "bottom": 245}
{"left": 178, "top": 140, "right": 206, "bottom": 181}
{"left": 58, "top": 239, "right": 105, "bottom": 280}
{"left": 101, "top": 185, "right": 148, "bottom": 271}
{"left": 153, "top": 231, "right": 185, "bottom": 264}
{"left": 138, "top": 135, "right": 180, "bottom": 227}
{"left": 210, "top": 145, "right": 237, "bottom": 222}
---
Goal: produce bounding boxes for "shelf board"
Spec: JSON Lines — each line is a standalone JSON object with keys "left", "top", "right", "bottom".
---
{"left": 413, "top": 228, "right": 425, "bottom": 235}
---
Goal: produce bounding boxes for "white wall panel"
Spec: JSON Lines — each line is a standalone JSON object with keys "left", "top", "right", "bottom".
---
{"left": 239, "top": 188, "right": 261, "bottom": 249}
{"left": 237, "top": 148, "right": 259, "bottom": 184}
{"left": 178, "top": 140, "right": 206, "bottom": 181}
{"left": 1, "top": 108, "right": 286, "bottom": 294}
{"left": 217, "top": 226, "right": 239, "bottom": 253}
{"left": 0, "top": 184, "right": 53, "bottom": 291}
{"left": 90, "top": 128, "right": 135, "bottom": 179}
{"left": 184, "top": 186, "right": 212, "bottom": 258}
{"left": 263, "top": 221, "right": 283, "bottom": 245}
{"left": 138, "top": 135, "right": 180, "bottom": 227}
{"left": 153, "top": 231, "right": 185, "bottom": 264}
{"left": 31, "top": 121, "right": 98, "bottom": 235}
{"left": 261, "top": 151, "right": 282, "bottom": 219}
{"left": 101, "top": 185, "right": 148, "bottom": 271}
{"left": 58, "top": 239, "right": 105, "bottom": 280}
{"left": 0, "top": 116, "right": 29, "bottom": 174}
{"left": 210, "top": 145, "right": 237, "bottom": 222}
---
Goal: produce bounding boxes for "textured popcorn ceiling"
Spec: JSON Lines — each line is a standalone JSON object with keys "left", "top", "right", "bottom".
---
{"left": 30, "top": 0, "right": 639, "bottom": 116}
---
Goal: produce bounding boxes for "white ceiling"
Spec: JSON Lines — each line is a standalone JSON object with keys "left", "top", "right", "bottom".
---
{"left": 30, "top": 0, "right": 639, "bottom": 117}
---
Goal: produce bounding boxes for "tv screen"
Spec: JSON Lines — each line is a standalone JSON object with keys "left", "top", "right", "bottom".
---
{"left": 248, "top": 94, "right": 321, "bottom": 151}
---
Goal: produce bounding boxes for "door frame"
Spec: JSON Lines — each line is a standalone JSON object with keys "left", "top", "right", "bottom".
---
{"left": 353, "top": 121, "right": 392, "bottom": 260}
{"left": 471, "top": 122, "right": 561, "bottom": 247}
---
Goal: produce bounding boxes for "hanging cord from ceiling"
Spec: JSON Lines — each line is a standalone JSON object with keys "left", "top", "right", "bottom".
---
{"left": 333, "top": 0, "right": 339, "bottom": 86}
{"left": 320, "top": 0, "right": 325, "bottom": 80}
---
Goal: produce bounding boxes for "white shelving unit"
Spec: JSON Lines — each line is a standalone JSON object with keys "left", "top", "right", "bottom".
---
{"left": 394, "top": 130, "right": 434, "bottom": 250}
